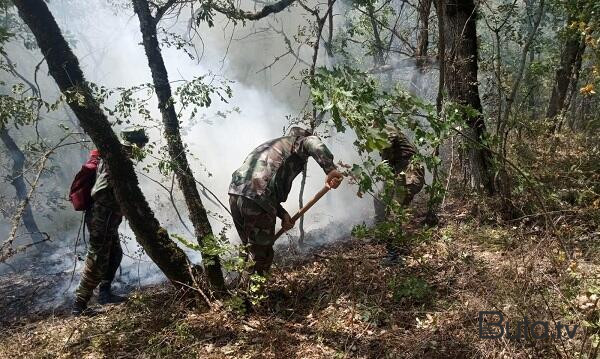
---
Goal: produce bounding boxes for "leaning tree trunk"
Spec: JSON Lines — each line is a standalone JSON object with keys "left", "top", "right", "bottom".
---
{"left": 132, "top": 0, "right": 224, "bottom": 290}
{"left": 14, "top": 0, "right": 195, "bottom": 287}
{"left": 439, "top": 0, "right": 495, "bottom": 194}
{"left": 0, "top": 126, "right": 46, "bottom": 247}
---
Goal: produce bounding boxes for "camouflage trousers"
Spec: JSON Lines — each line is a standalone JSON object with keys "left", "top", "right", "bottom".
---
{"left": 229, "top": 195, "right": 276, "bottom": 275}
{"left": 374, "top": 163, "right": 425, "bottom": 222}
{"left": 75, "top": 189, "right": 123, "bottom": 303}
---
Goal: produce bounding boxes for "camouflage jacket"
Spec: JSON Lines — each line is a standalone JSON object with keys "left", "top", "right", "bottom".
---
{"left": 380, "top": 129, "right": 418, "bottom": 172}
{"left": 229, "top": 135, "right": 337, "bottom": 217}
{"left": 90, "top": 159, "right": 110, "bottom": 198}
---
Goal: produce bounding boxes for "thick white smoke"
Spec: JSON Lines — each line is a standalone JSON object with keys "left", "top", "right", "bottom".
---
{"left": 1, "top": 0, "right": 378, "bottom": 309}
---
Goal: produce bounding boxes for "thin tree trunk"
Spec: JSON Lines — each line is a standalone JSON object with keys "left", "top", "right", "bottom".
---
{"left": 556, "top": 39, "right": 586, "bottom": 132}
{"left": 0, "top": 126, "right": 45, "bottom": 245}
{"left": 131, "top": 0, "right": 224, "bottom": 290}
{"left": 439, "top": 0, "right": 495, "bottom": 194}
{"left": 547, "top": 16, "right": 585, "bottom": 122}
{"left": 502, "top": 0, "right": 544, "bottom": 127}
{"left": 298, "top": 163, "right": 308, "bottom": 246}
{"left": 410, "top": 0, "right": 432, "bottom": 94}
{"left": 424, "top": 0, "right": 445, "bottom": 226}
{"left": 325, "top": 0, "right": 334, "bottom": 57}
{"left": 524, "top": 0, "right": 539, "bottom": 120}
{"left": 366, "top": 2, "right": 385, "bottom": 66}
{"left": 14, "top": 0, "right": 195, "bottom": 287}
{"left": 298, "top": 3, "right": 335, "bottom": 246}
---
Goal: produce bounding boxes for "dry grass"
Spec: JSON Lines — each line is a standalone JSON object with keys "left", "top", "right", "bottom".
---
{"left": 1, "top": 197, "right": 598, "bottom": 358}
{"left": 3, "top": 127, "right": 600, "bottom": 358}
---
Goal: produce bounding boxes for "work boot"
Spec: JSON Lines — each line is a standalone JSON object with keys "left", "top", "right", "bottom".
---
{"left": 71, "top": 298, "right": 96, "bottom": 316}
{"left": 98, "top": 284, "right": 127, "bottom": 305}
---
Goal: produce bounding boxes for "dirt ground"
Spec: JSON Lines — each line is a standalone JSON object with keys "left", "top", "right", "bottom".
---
{"left": 1, "top": 199, "right": 598, "bottom": 358}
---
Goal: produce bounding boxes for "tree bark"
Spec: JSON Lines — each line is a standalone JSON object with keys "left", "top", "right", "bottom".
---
{"left": 424, "top": 0, "right": 445, "bottom": 226}
{"left": 547, "top": 19, "right": 585, "bottom": 121}
{"left": 366, "top": 2, "right": 385, "bottom": 66}
{"left": 14, "top": 0, "right": 195, "bottom": 287}
{"left": 410, "top": 0, "right": 432, "bottom": 94}
{"left": 131, "top": 0, "right": 224, "bottom": 290}
{"left": 0, "top": 126, "right": 45, "bottom": 246}
{"left": 438, "top": 0, "right": 495, "bottom": 194}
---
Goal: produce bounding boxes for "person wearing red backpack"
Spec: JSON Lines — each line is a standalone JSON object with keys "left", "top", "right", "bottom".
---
{"left": 71, "top": 127, "right": 149, "bottom": 316}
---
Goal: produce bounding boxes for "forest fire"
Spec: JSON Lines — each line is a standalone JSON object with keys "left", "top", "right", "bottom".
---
{"left": 1, "top": 0, "right": 599, "bottom": 357}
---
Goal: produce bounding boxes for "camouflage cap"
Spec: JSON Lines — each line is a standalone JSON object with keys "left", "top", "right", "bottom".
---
{"left": 120, "top": 126, "right": 149, "bottom": 148}
{"left": 287, "top": 126, "right": 312, "bottom": 137}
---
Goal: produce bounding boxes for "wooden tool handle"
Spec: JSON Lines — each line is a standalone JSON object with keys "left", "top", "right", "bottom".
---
{"left": 274, "top": 185, "right": 330, "bottom": 240}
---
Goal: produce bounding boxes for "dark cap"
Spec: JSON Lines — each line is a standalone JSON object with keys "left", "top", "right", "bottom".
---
{"left": 287, "top": 126, "right": 313, "bottom": 137}
{"left": 120, "top": 126, "right": 149, "bottom": 148}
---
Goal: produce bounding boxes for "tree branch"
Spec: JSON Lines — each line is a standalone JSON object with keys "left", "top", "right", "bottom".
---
{"left": 154, "top": 0, "right": 178, "bottom": 23}
{"left": 209, "top": 0, "right": 296, "bottom": 21}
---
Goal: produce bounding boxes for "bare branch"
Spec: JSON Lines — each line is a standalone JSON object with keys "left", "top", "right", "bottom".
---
{"left": 0, "top": 132, "right": 78, "bottom": 262}
{"left": 137, "top": 170, "right": 194, "bottom": 236}
{"left": 269, "top": 23, "right": 310, "bottom": 66}
{"left": 209, "top": 0, "right": 296, "bottom": 21}
{"left": 154, "top": 0, "right": 178, "bottom": 23}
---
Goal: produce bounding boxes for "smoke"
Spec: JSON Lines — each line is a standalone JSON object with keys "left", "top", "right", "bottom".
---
{"left": 1, "top": 0, "right": 386, "bottom": 315}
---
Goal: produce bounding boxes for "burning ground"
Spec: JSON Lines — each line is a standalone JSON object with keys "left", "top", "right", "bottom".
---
{"left": 1, "top": 198, "right": 599, "bottom": 358}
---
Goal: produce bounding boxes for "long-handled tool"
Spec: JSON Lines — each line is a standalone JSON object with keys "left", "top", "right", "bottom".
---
{"left": 274, "top": 185, "right": 331, "bottom": 240}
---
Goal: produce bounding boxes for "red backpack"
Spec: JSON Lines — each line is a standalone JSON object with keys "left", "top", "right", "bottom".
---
{"left": 69, "top": 149, "right": 100, "bottom": 211}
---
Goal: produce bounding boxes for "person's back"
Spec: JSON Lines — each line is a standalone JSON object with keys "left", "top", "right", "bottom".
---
{"left": 229, "top": 129, "right": 337, "bottom": 215}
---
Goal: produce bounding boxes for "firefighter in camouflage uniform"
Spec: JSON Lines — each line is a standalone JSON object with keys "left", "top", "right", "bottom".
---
{"left": 229, "top": 127, "right": 343, "bottom": 275}
{"left": 72, "top": 127, "right": 149, "bottom": 316}
{"left": 374, "top": 127, "right": 425, "bottom": 221}
{"left": 374, "top": 127, "right": 425, "bottom": 265}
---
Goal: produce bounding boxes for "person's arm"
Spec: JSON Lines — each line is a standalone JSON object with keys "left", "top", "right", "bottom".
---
{"left": 276, "top": 203, "right": 289, "bottom": 220}
{"left": 277, "top": 203, "right": 295, "bottom": 230}
{"left": 301, "top": 136, "right": 344, "bottom": 188}
{"left": 301, "top": 136, "right": 337, "bottom": 174}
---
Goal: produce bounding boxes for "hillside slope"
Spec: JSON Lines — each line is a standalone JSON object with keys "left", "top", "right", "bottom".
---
{"left": 1, "top": 199, "right": 599, "bottom": 358}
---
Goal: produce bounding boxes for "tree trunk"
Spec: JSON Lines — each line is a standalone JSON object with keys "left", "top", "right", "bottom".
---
{"left": 424, "top": 0, "right": 445, "bottom": 226}
{"left": 547, "top": 20, "right": 585, "bottom": 122}
{"left": 131, "top": 0, "right": 224, "bottom": 290}
{"left": 439, "top": 0, "right": 495, "bottom": 194}
{"left": 410, "top": 0, "right": 432, "bottom": 94}
{"left": 14, "top": 0, "right": 195, "bottom": 287}
{"left": 0, "top": 126, "right": 45, "bottom": 246}
{"left": 366, "top": 2, "right": 385, "bottom": 66}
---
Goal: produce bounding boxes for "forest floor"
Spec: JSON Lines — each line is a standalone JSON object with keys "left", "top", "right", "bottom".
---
{"left": 0, "top": 195, "right": 599, "bottom": 358}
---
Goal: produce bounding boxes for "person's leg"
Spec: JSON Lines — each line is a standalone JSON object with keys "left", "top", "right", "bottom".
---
{"left": 229, "top": 196, "right": 275, "bottom": 309}
{"left": 73, "top": 198, "right": 114, "bottom": 314}
{"left": 373, "top": 196, "right": 386, "bottom": 223}
{"left": 246, "top": 243, "right": 275, "bottom": 275}
{"left": 238, "top": 198, "right": 276, "bottom": 275}
{"left": 402, "top": 164, "right": 425, "bottom": 206}
{"left": 230, "top": 195, "right": 249, "bottom": 245}
{"left": 101, "top": 230, "right": 123, "bottom": 286}
{"left": 98, "top": 216, "right": 125, "bottom": 304}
